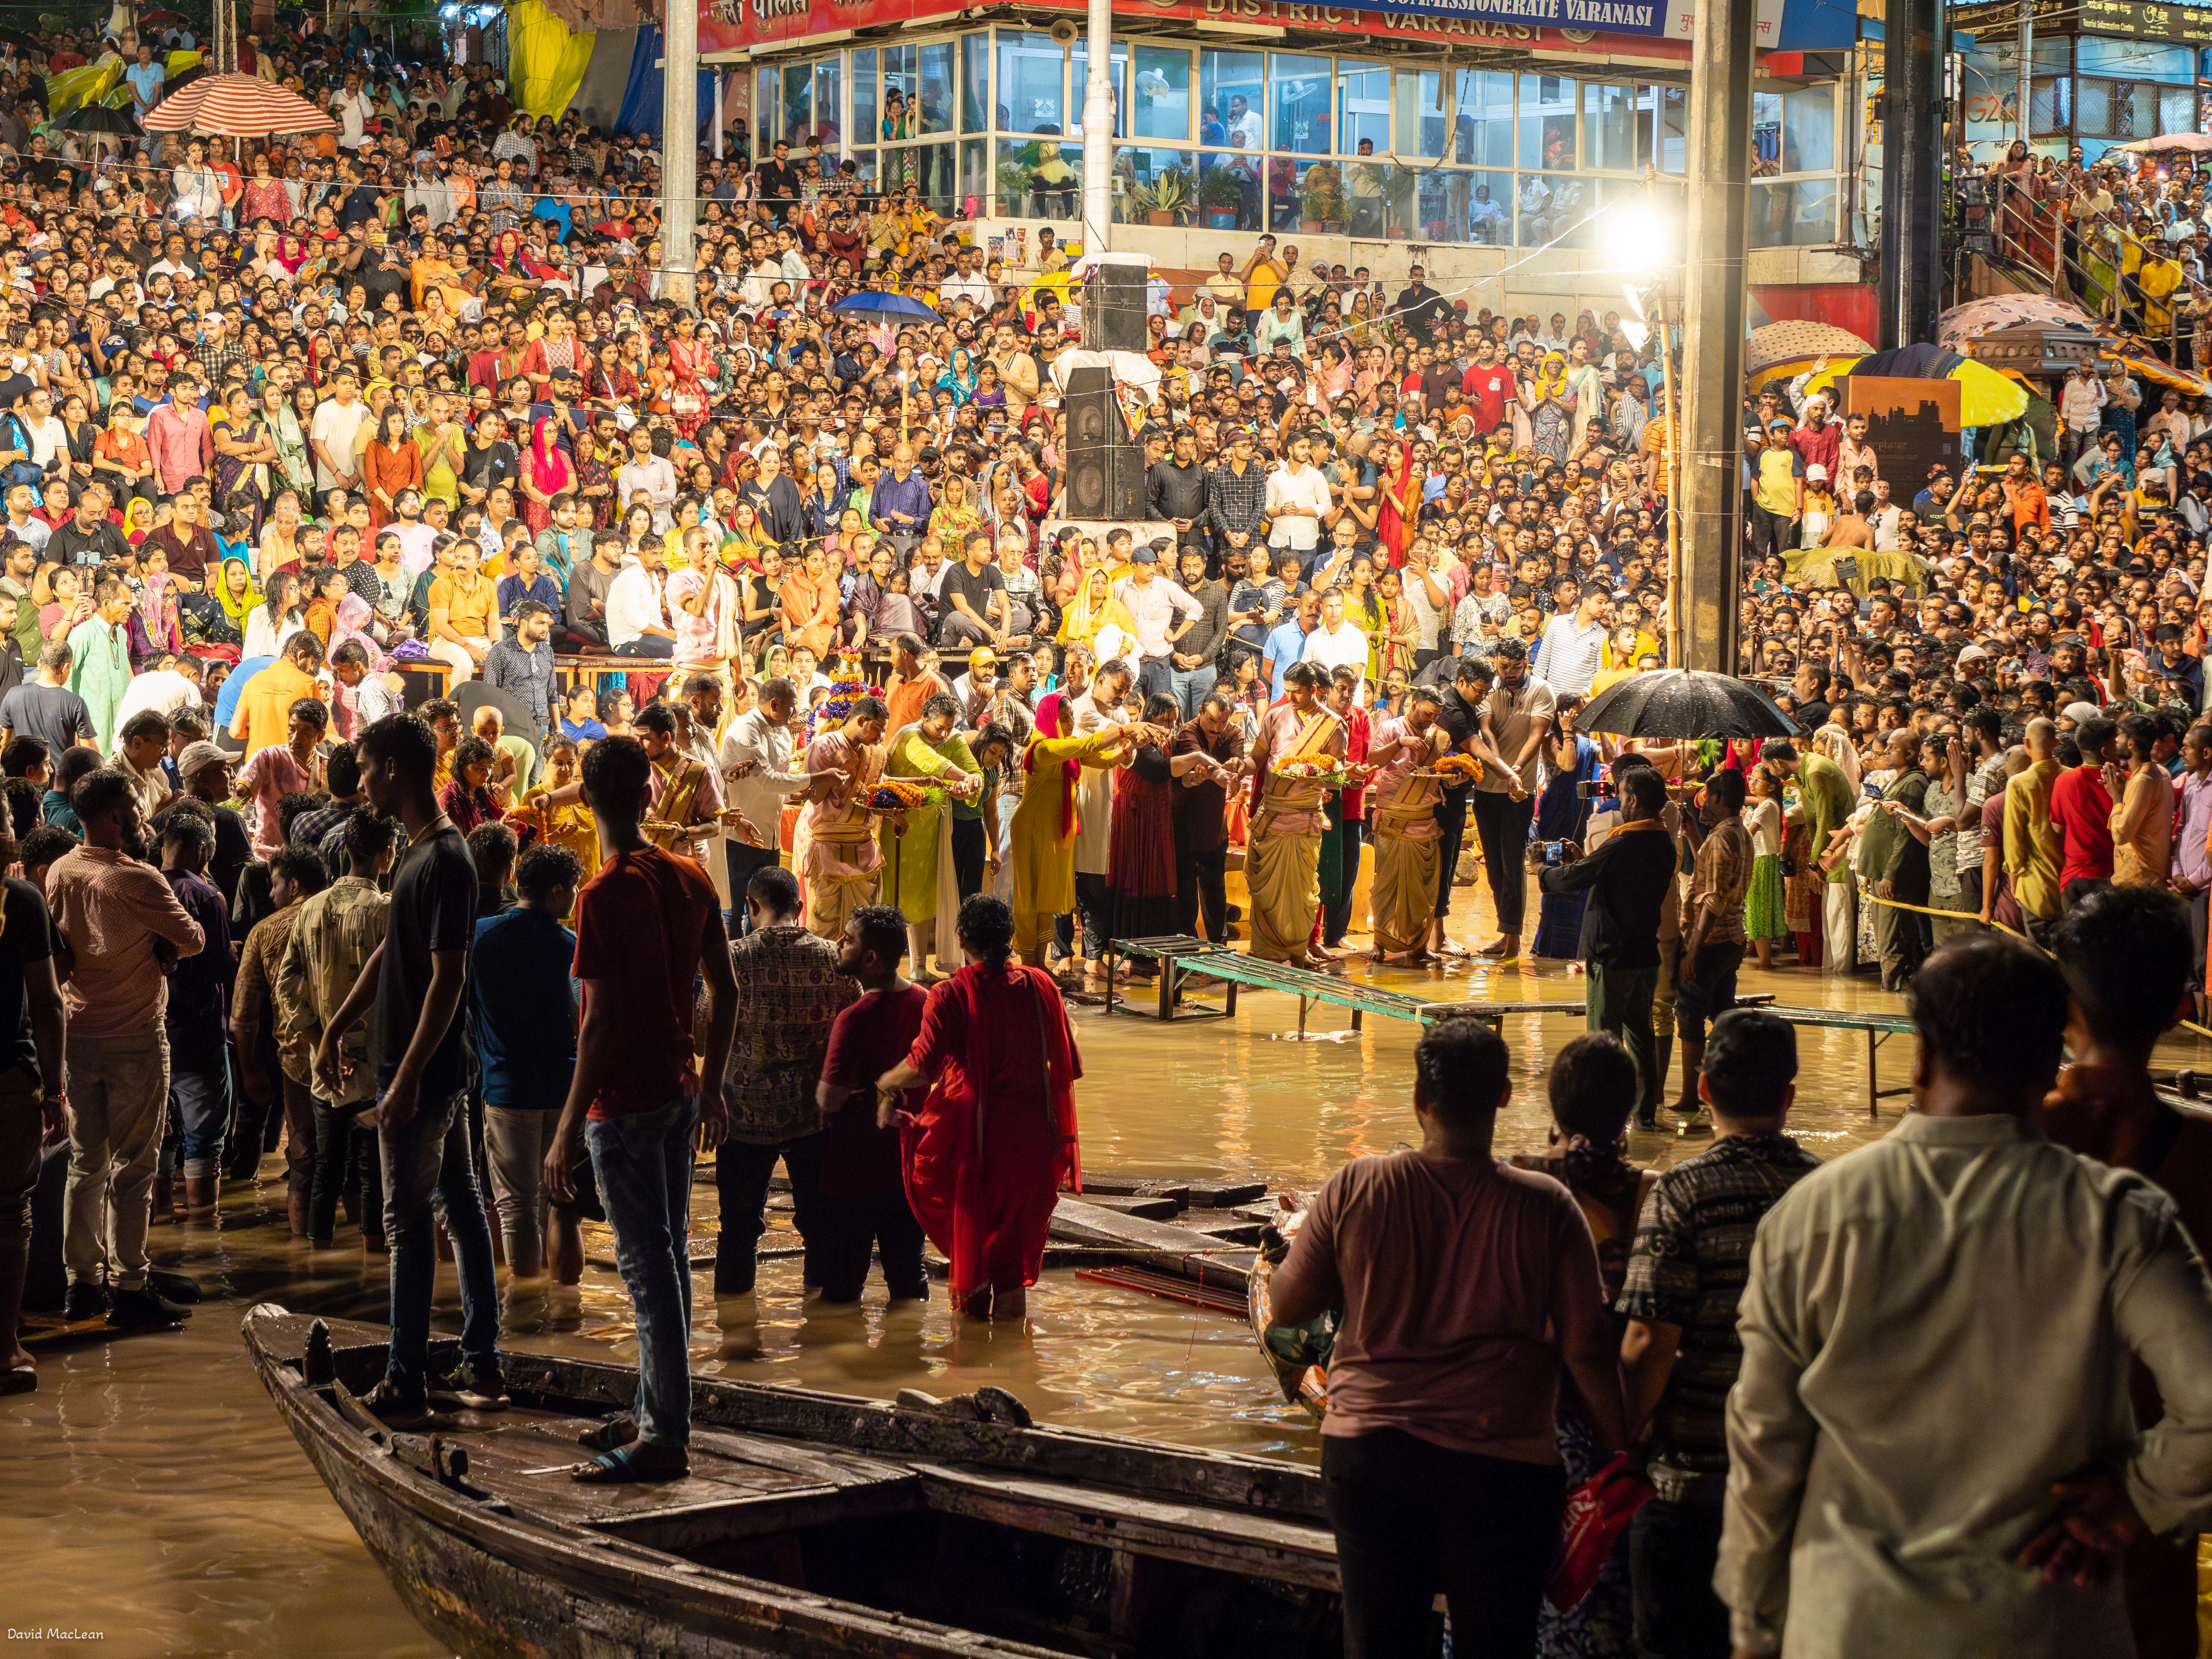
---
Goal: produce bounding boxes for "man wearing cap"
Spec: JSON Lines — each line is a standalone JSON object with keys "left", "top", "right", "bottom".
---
{"left": 1114, "top": 544, "right": 1205, "bottom": 702}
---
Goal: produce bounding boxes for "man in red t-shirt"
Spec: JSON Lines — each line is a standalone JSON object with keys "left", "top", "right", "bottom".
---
{"left": 814, "top": 904, "right": 930, "bottom": 1305}
{"left": 1460, "top": 340, "right": 1516, "bottom": 435}
{"left": 546, "top": 733, "right": 738, "bottom": 1482}
{"left": 2048, "top": 714, "right": 2119, "bottom": 910}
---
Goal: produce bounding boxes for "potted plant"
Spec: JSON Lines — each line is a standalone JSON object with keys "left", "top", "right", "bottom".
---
{"left": 995, "top": 158, "right": 1032, "bottom": 218}
{"left": 1198, "top": 165, "right": 1243, "bottom": 230}
{"left": 1153, "top": 161, "right": 1195, "bottom": 226}
{"left": 1383, "top": 167, "right": 1416, "bottom": 239}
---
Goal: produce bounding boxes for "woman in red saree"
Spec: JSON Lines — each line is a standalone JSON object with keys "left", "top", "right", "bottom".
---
{"left": 519, "top": 416, "right": 575, "bottom": 537}
{"left": 1375, "top": 439, "right": 1420, "bottom": 569}
{"left": 879, "top": 894, "right": 1082, "bottom": 1321}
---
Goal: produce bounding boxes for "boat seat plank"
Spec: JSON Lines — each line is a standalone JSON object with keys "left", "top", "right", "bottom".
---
{"left": 917, "top": 1463, "right": 1341, "bottom": 1592}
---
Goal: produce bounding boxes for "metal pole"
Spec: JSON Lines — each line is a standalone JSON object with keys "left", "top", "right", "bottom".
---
{"left": 661, "top": 0, "right": 698, "bottom": 304}
{"left": 1678, "top": 0, "right": 1752, "bottom": 673}
{"left": 1080, "top": 0, "right": 1113, "bottom": 255}
{"left": 1879, "top": 0, "right": 1941, "bottom": 346}
{"left": 2017, "top": 0, "right": 2032, "bottom": 153}
{"left": 1655, "top": 282, "right": 1684, "bottom": 668}
{"left": 713, "top": 71, "right": 723, "bottom": 164}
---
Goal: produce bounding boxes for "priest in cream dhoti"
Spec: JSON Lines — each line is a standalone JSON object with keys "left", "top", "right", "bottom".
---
{"left": 1362, "top": 686, "right": 1450, "bottom": 965}
{"left": 797, "top": 695, "right": 889, "bottom": 941}
{"left": 1246, "top": 660, "right": 1349, "bottom": 966}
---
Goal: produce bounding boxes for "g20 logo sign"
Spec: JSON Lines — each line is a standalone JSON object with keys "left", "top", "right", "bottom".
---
{"left": 1965, "top": 92, "right": 2018, "bottom": 126}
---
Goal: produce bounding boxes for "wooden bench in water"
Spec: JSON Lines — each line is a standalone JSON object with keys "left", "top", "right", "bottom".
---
{"left": 244, "top": 1304, "right": 1343, "bottom": 1659}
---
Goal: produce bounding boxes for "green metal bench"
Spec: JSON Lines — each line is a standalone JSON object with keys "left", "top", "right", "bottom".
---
{"left": 1759, "top": 1004, "right": 1916, "bottom": 1117}
{"left": 1103, "top": 934, "right": 1771, "bottom": 1040}
{"left": 1103, "top": 936, "right": 1450, "bottom": 1036}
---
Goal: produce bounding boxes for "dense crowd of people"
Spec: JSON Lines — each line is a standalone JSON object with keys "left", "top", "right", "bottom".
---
{"left": 0, "top": 12, "right": 2210, "bottom": 1657}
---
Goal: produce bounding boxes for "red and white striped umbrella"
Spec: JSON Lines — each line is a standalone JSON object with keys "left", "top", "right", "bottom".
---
{"left": 144, "top": 73, "right": 336, "bottom": 137}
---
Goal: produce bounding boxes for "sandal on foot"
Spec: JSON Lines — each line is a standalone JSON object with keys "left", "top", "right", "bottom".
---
{"left": 570, "top": 1444, "right": 687, "bottom": 1484}
{"left": 0, "top": 1364, "right": 36, "bottom": 1396}
{"left": 578, "top": 1415, "right": 639, "bottom": 1453}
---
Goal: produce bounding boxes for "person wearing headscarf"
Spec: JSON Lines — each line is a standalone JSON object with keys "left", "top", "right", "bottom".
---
{"left": 1375, "top": 439, "right": 1420, "bottom": 569}
{"left": 936, "top": 346, "right": 979, "bottom": 405}
{"left": 519, "top": 414, "right": 575, "bottom": 538}
{"left": 212, "top": 555, "right": 261, "bottom": 643}
{"left": 1055, "top": 566, "right": 1138, "bottom": 666}
{"left": 1524, "top": 349, "right": 1574, "bottom": 463}
{"left": 1006, "top": 689, "right": 1133, "bottom": 968}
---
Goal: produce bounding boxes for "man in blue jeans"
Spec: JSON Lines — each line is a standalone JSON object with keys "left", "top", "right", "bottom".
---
{"left": 545, "top": 733, "right": 738, "bottom": 1482}
{"left": 316, "top": 712, "right": 502, "bottom": 1426}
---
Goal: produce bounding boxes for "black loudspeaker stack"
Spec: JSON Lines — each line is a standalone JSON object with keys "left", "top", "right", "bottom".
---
{"left": 1064, "top": 364, "right": 1147, "bottom": 522}
{"left": 1081, "top": 261, "right": 1149, "bottom": 355}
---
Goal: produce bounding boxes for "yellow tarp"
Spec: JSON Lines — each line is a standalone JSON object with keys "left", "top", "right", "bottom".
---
{"left": 506, "top": 0, "right": 591, "bottom": 121}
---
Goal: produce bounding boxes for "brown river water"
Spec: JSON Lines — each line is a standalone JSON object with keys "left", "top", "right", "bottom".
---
{"left": 7, "top": 906, "right": 2196, "bottom": 1658}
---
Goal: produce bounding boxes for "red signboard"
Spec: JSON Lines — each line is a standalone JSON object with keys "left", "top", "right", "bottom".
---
{"left": 699, "top": 0, "right": 1696, "bottom": 61}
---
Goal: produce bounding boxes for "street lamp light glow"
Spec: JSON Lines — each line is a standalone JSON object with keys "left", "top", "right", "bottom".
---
{"left": 1602, "top": 200, "right": 1678, "bottom": 274}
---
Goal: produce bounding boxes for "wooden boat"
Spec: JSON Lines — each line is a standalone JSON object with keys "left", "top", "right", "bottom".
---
{"left": 1247, "top": 1197, "right": 1331, "bottom": 1422}
{"left": 244, "top": 1304, "right": 1342, "bottom": 1658}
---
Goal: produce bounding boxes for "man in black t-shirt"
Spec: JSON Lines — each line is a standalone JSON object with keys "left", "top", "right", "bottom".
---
{"left": 315, "top": 712, "right": 501, "bottom": 1426}
{"left": 0, "top": 871, "right": 63, "bottom": 1394}
{"left": 937, "top": 530, "right": 1013, "bottom": 651}
{"left": 754, "top": 140, "right": 801, "bottom": 222}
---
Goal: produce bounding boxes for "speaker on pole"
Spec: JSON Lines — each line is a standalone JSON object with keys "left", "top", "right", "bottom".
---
{"left": 1081, "top": 257, "right": 1150, "bottom": 355}
{"left": 1064, "top": 365, "right": 1147, "bottom": 522}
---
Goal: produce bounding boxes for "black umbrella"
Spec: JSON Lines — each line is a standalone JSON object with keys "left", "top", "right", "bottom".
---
{"left": 159, "top": 64, "right": 209, "bottom": 96}
{"left": 59, "top": 104, "right": 140, "bottom": 135}
{"left": 1577, "top": 669, "right": 1799, "bottom": 741}
{"left": 454, "top": 680, "right": 534, "bottom": 747}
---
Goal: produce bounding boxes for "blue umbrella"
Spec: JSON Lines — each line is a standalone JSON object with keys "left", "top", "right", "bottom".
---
{"left": 829, "top": 292, "right": 942, "bottom": 323}
{"left": 213, "top": 656, "right": 274, "bottom": 731}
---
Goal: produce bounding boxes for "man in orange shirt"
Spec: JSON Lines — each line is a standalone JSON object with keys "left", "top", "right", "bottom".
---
{"left": 230, "top": 632, "right": 326, "bottom": 758}
{"left": 1999, "top": 451, "right": 2051, "bottom": 538}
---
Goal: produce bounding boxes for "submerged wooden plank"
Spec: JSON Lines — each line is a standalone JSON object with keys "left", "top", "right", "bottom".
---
{"left": 1049, "top": 1198, "right": 1255, "bottom": 1292}
{"left": 1073, "top": 1193, "right": 1182, "bottom": 1221}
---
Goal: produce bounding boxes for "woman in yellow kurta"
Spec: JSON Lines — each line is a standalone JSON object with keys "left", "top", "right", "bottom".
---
{"left": 879, "top": 694, "right": 982, "bottom": 979}
{"left": 1010, "top": 690, "right": 1131, "bottom": 966}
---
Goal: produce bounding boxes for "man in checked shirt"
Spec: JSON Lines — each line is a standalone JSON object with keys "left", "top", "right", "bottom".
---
{"left": 1671, "top": 768, "right": 1755, "bottom": 1123}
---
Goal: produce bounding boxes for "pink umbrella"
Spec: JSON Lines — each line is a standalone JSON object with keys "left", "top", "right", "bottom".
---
{"left": 1935, "top": 295, "right": 2098, "bottom": 352}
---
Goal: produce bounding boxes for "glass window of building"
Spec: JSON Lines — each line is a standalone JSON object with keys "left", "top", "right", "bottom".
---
{"left": 1116, "top": 146, "right": 1196, "bottom": 224}
{"left": 1198, "top": 151, "right": 1262, "bottom": 231}
{"left": 781, "top": 62, "right": 813, "bottom": 148}
{"left": 852, "top": 48, "right": 878, "bottom": 144}
{"left": 2160, "top": 84, "right": 2195, "bottom": 134}
{"left": 960, "top": 34, "right": 987, "bottom": 134}
{"left": 1586, "top": 82, "right": 1638, "bottom": 170}
{"left": 998, "top": 133, "right": 1080, "bottom": 218}
{"left": 1337, "top": 61, "right": 1390, "bottom": 154}
{"left": 2077, "top": 38, "right": 2191, "bottom": 80}
{"left": 915, "top": 41, "right": 955, "bottom": 135}
{"left": 1133, "top": 45, "right": 1191, "bottom": 143}
{"left": 1269, "top": 54, "right": 1330, "bottom": 154}
{"left": 995, "top": 30, "right": 1063, "bottom": 135}
{"left": 1750, "top": 84, "right": 1834, "bottom": 175}
{"left": 2032, "top": 75, "right": 2071, "bottom": 136}
{"left": 1753, "top": 178, "right": 1836, "bottom": 245}
{"left": 812, "top": 58, "right": 842, "bottom": 148}
{"left": 1519, "top": 73, "right": 1576, "bottom": 170}
{"left": 1468, "top": 172, "right": 1511, "bottom": 244}
{"left": 1071, "top": 39, "right": 1130, "bottom": 138}
{"left": 1199, "top": 48, "right": 1265, "bottom": 150}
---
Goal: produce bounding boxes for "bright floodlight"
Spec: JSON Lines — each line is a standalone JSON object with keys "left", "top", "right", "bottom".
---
{"left": 1603, "top": 200, "right": 1678, "bottom": 274}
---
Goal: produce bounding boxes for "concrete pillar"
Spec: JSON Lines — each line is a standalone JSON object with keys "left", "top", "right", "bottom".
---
{"left": 661, "top": 3, "right": 698, "bottom": 303}
{"left": 1677, "top": 0, "right": 1754, "bottom": 672}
